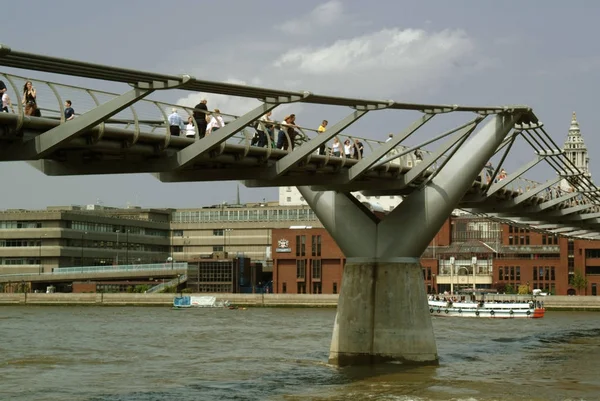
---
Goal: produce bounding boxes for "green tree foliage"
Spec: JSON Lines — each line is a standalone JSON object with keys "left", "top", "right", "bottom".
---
{"left": 504, "top": 284, "right": 515, "bottom": 294}
{"left": 518, "top": 284, "right": 531, "bottom": 295}
{"left": 571, "top": 271, "right": 588, "bottom": 295}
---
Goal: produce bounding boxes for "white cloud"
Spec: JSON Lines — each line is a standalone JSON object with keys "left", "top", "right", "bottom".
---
{"left": 280, "top": 0, "right": 349, "bottom": 35}
{"left": 272, "top": 27, "right": 478, "bottom": 98}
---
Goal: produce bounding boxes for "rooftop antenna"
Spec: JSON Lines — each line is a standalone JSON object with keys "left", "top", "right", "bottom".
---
{"left": 236, "top": 184, "right": 241, "bottom": 205}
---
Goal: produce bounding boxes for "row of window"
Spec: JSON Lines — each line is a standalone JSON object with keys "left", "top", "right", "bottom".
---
{"left": 508, "top": 235, "right": 530, "bottom": 245}
{"left": 65, "top": 239, "right": 169, "bottom": 253}
{"left": 0, "top": 221, "right": 42, "bottom": 229}
{"left": 0, "top": 258, "right": 40, "bottom": 265}
{"left": 542, "top": 235, "right": 559, "bottom": 245}
{"left": 281, "top": 281, "right": 337, "bottom": 294}
{"left": 585, "top": 249, "right": 600, "bottom": 258}
{"left": 190, "top": 264, "right": 234, "bottom": 283}
{"left": 0, "top": 240, "right": 41, "bottom": 247}
{"left": 172, "top": 208, "right": 317, "bottom": 223}
{"left": 533, "top": 266, "right": 556, "bottom": 281}
{"left": 295, "top": 235, "right": 322, "bottom": 257}
{"left": 497, "top": 266, "right": 556, "bottom": 281}
{"left": 498, "top": 266, "right": 522, "bottom": 281}
{"left": 295, "top": 259, "right": 322, "bottom": 280}
{"left": 508, "top": 226, "right": 530, "bottom": 234}
{"left": 68, "top": 221, "right": 168, "bottom": 237}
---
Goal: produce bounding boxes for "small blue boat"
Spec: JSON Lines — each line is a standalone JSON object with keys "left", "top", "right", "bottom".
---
{"left": 173, "top": 295, "right": 192, "bottom": 308}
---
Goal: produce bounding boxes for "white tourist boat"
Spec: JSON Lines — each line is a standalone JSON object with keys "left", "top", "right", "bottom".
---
{"left": 173, "top": 295, "right": 230, "bottom": 308}
{"left": 428, "top": 298, "right": 545, "bottom": 319}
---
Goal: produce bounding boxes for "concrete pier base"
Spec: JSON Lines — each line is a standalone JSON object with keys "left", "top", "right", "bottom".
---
{"left": 329, "top": 259, "right": 438, "bottom": 366}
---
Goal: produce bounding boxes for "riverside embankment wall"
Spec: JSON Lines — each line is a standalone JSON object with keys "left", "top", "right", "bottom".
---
{"left": 1, "top": 293, "right": 600, "bottom": 310}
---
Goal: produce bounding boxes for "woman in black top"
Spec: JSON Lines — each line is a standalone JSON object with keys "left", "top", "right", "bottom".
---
{"left": 22, "top": 80, "right": 36, "bottom": 105}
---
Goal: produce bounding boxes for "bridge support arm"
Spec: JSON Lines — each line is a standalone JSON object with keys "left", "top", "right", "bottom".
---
{"left": 297, "top": 186, "right": 436, "bottom": 366}
{"left": 295, "top": 113, "right": 521, "bottom": 367}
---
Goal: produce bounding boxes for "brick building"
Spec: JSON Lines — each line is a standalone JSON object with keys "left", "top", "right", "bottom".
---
{"left": 271, "top": 215, "right": 600, "bottom": 296}
{"left": 272, "top": 227, "right": 344, "bottom": 294}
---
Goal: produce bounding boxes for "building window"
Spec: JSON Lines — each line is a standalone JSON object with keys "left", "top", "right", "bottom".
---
{"left": 286, "top": 197, "right": 291, "bottom": 202}
{"left": 542, "top": 235, "right": 546, "bottom": 245}
{"left": 592, "top": 283, "right": 597, "bottom": 296}
{"left": 213, "top": 229, "right": 224, "bottom": 236}
{"left": 312, "top": 259, "right": 321, "bottom": 279}
{"left": 296, "top": 260, "right": 306, "bottom": 279}
{"left": 173, "top": 246, "right": 183, "bottom": 252}
{"left": 311, "top": 235, "right": 321, "bottom": 257}
{"left": 296, "top": 235, "right": 306, "bottom": 257}
{"left": 508, "top": 236, "right": 513, "bottom": 245}
{"left": 173, "top": 230, "right": 184, "bottom": 237}
{"left": 509, "top": 226, "right": 513, "bottom": 234}
{"left": 297, "top": 282, "right": 306, "bottom": 294}
{"left": 312, "top": 282, "right": 322, "bottom": 294}
{"left": 282, "top": 282, "right": 287, "bottom": 294}
{"left": 213, "top": 245, "right": 224, "bottom": 252}
{"left": 516, "top": 267, "right": 521, "bottom": 281}
{"left": 333, "top": 282, "right": 338, "bottom": 294}
{"left": 499, "top": 267, "right": 503, "bottom": 281}
{"left": 525, "top": 236, "right": 530, "bottom": 245}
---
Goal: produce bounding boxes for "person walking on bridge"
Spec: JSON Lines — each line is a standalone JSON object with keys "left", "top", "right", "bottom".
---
{"left": 64, "top": 100, "right": 75, "bottom": 121}
{"left": 168, "top": 108, "right": 184, "bottom": 137}
{"left": 193, "top": 99, "right": 208, "bottom": 138}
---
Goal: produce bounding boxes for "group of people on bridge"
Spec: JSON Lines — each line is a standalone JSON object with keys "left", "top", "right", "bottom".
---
{"left": 0, "top": 78, "right": 75, "bottom": 121}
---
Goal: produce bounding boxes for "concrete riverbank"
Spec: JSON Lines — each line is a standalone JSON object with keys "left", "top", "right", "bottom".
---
{"left": 1, "top": 293, "right": 600, "bottom": 310}
{"left": 0, "top": 293, "right": 338, "bottom": 307}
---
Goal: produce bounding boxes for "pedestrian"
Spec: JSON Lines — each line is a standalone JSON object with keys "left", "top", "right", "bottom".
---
{"left": 22, "top": 80, "right": 36, "bottom": 106}
{"left": 317, "top": 119, "right": 328, "bottom": 155}
{"left": 343, "top": 139, "right": 352, "bottom": 158}
{"left": 206, "top": 109, "right": 225, "bottom": 135}
{"left": 331, "top": 137, "right": 341, "bottom": 157}
{"left": 193, "top": 99, "right": 208, "bottom": 138}
{"left": 354, "top": 139, "right": 364, "bottom": 159}
{"left": 2, "top": 91, "right": 14, "bottom": 113}
{"left": 64, "top": 100, "right": 75, "bottom": 121}
{"left": 277, "top": 114, "right": 297, "bottom": 150}
{"left": 256, "top": 112, "right": 272, "bottom": 147}
{"left": 185, "top": 116, "right": 196, "bottom": 138}
{"left": 0, "top": 78, "right": 7, "bottom": 99}
{"left": 167, "top": 108, "right": 184, "bottom": 137}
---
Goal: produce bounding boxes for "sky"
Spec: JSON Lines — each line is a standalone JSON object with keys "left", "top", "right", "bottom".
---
{"left": 1, "top": 0, "right": 599, "bottom": 210}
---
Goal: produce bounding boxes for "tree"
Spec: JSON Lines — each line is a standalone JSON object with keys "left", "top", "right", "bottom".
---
{"left": 518, "top": 284, "right": 531, "bottom": 295}
{"left": 504, "top": 284, "right": 515, "bottom": 294}
{"left": 571, "top": 271, "right": 588, "bottom": 295}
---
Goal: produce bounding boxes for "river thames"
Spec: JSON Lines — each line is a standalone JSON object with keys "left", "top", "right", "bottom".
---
{"left": 1, "top": 306, "right": 599, "bottom": 401}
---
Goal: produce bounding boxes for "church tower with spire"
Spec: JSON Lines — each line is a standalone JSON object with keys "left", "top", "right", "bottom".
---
{"left": 561, "top": 112, "right": 591, "bottom": 190}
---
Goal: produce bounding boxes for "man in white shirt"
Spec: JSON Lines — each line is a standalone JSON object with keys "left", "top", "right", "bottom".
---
{"left": 168, "top": 108, "right": 184, "bottom": 137}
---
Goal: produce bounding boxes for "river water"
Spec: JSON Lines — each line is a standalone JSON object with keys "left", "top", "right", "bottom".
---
{"left": 1, "top": 306, "right": 599, "bottom": 401}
